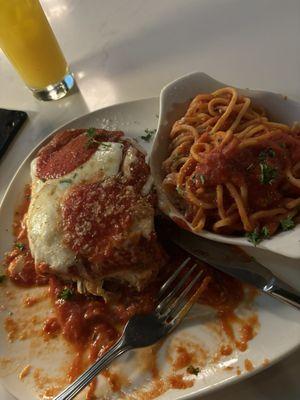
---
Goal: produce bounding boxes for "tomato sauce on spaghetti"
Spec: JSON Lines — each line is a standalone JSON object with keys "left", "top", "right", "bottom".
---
{"left": 163, "top": 87, "right": 300, "bottom": 239}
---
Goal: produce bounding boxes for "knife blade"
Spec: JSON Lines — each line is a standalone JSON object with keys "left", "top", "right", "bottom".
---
{"left": 156, "top": 217, "right": 300, "bottom": 310}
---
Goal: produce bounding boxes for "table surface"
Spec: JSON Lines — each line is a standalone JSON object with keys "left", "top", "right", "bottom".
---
{"left": 0, "top": 0, "right": 299, "bottom": 398}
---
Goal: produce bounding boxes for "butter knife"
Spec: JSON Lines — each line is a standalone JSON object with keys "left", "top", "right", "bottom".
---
{"left": 156, "top": 218, "right": 300, "bottom": 310}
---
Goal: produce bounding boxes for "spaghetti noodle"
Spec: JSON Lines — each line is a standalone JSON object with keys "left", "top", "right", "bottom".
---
{"left": 162, "top": 87, "right": 300, "bottom": 241}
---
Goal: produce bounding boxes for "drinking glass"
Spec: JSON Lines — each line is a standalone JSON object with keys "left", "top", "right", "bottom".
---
{"left": 0, "top": 0, "right": 74, "bottom": 100}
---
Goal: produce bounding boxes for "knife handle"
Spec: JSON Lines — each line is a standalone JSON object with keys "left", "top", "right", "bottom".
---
{"left": 266, "top": 279, "right": 300, "bottom": 310}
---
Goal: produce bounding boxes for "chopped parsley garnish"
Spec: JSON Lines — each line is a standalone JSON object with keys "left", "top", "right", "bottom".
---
{"left": 84, "top": 128, "right": 112, "bottom": 149}
{"left": 85, "top": 127, "right": 98, "bottom": 148}
{"left": 246, "top": 227, "right": 269, "bottom": 246}
{"left": 259, "top": 162, "right": 277, "bottom": 185}
{"left": 279, "top": 143, "right": 287, "bottom": 149}
{"left": 0, "top": 275, "right": 6, "bottom": 283}
{"left": 259, "top": 148, "right": 275, "bottom": 161}
{"left": 86, "top": 127, "right": 97, "bottom": 138}
{"left": 261, "top": 226, "right": 270, "bottom": 238}
{"left": 199, "top": 174, "right": 206, "bottom": 184}
{"left": 246, "top": 230, "right": 260, "bottom": 245}
{"left": 141, "top": 128, "right": 157, "bottom": 142}
{"left": 58, "top": 288, "right": 74, "bottom": 301}
{"left": 15, "top": 242, "right": 25, "bottom": 251}
{"left": 187, "top": 365, "right": 200, "bottom": 375}
{"left": 280, "top": 216, "right": 295, "bottom": 231}
{"left": 59, "top": 179, "right": 72, "bottom": 184}
{"left": 192, "top": 173, "right": 206, "bottom": 184}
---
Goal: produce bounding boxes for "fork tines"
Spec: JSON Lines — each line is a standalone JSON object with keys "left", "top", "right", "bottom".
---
{"left": 156, "top": 257, "right": 208, "bottom": 326}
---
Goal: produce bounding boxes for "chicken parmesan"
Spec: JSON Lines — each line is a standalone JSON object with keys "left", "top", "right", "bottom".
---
{"left": 1, "top": 126, "right": 259, "bottom": 399}
{"left": 7, "top": 128, "right": 166, "bottom": 297}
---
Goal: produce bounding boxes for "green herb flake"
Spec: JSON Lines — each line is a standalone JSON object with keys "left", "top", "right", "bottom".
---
{"left": 40, "top": 178, "right": 46, "bottom": 183}
{"left": 280, "top": 216, "right": 295, "bottom": 231}
{"left": 192, "top": 173, "right": 206, "bottom": 184}
{"left": 86, "top": 127, "right": 97, "bottom": 138}
{"left": 259, "top": 148, "right": 276, "bottom": 161}
{"left": 259, "top": 163, "right": 277, "bottom": 185}
{"left": 199, "top": 174, "right": 206, "bottom": 184}
{"left": 141, "top": 128, "right": 157, "bottom": 142}
{"left": 279, "top": 143, "right": 287, "bottom": 149}
{"left": 261, "top": 226, "right": 270, "bottom": 239}
{"left": 58, "top": 288, "right": 74, "bottom": 301}
{"left": 59, "top": 179, "right": 73, "bottom": 184}
{"left": 15, "top": 242, "right": 25, "bottom": 251}
{"left": 187, "top": 365, "right": 200, "bottom": 375}
{"left": 246, "top": 229, "right": 261, "bottom": 246}
{"left": 0, "top": 275, "right": 6, "bottom": 283}
{"left": 246, "top": 226, "right": 269, "bottom": 246}
{"left": 85, "top": 128, "right": 99, "bottom": 148}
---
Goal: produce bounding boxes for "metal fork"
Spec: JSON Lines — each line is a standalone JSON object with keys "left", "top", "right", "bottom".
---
{"left": 54, "top": 257, "right": 205, "bottom": 400}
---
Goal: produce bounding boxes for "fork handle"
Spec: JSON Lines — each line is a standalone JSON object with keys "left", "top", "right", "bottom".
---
{"left": 54, "top": 337, "right": 131, "bottom": 400}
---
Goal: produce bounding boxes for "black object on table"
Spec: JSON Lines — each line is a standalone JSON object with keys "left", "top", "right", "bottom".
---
{"left": 0, "top": 108, "right": 28, "bottom": 159}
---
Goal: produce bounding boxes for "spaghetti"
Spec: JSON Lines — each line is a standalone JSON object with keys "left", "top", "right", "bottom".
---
{"left": 162, "top": 87, "right": 300, "bottom": 241}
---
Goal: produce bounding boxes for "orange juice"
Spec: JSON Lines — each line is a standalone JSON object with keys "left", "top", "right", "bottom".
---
{"left": 0, "top": 0, "right": 68, "bottom": 89}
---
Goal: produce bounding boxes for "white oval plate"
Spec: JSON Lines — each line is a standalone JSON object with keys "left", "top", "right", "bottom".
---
{"left": 0, "top": 98, "right": 300, "bottom": 400}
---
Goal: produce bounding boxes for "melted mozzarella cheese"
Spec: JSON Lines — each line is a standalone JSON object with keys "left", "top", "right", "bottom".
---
{"left": 27, "top": 184, "right": 76, "bottom": 273}
{"left": 31, "top": 142, "right": 124, "bottom": 195}
{"left": 27, "top": 142, "right": 123, "bottom": 273}
{"left": 122, "top": 146, "right": 138, "bottom": 178}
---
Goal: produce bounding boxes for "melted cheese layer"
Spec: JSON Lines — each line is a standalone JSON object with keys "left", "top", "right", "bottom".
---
{"left": 27, "top": 142, "right": 124, "bottom": 273}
